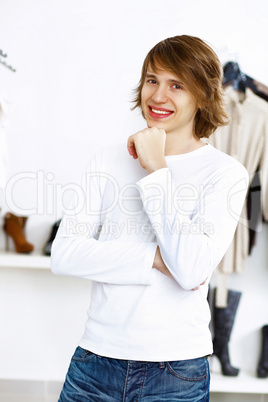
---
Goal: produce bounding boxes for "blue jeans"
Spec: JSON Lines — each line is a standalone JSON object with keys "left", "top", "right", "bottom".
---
{"left": 59, "top": 346, "right": 210, "bottom": 401}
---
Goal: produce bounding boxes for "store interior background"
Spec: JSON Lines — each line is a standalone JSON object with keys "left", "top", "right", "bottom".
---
{"left": 0, "top": 0, "right": 268, "bottom": 400}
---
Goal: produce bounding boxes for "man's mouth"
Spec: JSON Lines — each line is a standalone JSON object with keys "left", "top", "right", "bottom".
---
{"left": 148, "top": 106, "right": 174, "bottom": 118}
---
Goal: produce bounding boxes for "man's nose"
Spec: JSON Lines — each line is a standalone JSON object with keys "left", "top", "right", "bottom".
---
{"left": 151, "top": 85, "right": 168, "bottom": 103}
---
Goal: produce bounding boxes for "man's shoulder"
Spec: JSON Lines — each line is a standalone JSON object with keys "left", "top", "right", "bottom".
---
{"left": 206, "top": 144, "right": 249, "bottom": 180}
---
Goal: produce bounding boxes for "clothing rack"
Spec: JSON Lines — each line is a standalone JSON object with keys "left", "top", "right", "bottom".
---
{"left": 223, "top": 61, "right": 268, "bottom": 102}
{"left": 0, "top": 49, "right": 16, "bottom": 72}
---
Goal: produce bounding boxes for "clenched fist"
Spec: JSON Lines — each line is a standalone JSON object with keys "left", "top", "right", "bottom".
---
{"left": 127, "top": 127, "right": 168, "bottom": 174}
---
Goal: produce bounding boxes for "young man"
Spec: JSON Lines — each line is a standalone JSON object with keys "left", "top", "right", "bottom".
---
{"left": 51, "top": 35, "right": 249, "bottom": 401}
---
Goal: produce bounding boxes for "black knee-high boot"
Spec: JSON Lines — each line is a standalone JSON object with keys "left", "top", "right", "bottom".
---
{"left": 212, "top": 288, "right": 241, "bottom": 376}
{"left": 257, "top": 325, "right": 268, "bottom": 378}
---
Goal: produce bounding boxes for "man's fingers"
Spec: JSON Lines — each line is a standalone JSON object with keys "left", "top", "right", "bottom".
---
{"left": 127, "top": 137, "right": 138, "bottom": 159}
{"left": 200, "top": 278, "right": 208, "bottom": 286}
{"left": 192, "top": 278, "right": 208, "bottom": 291}
{"left": 130, "top": 149, "right": 138, "bottom": 159}
{"left": 127, "top": 145, "right": 138, "bottom": 159}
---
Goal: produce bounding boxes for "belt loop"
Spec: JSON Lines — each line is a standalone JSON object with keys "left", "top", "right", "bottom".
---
{"left": 159, "top": 362, "right": 165, "bottom": 368}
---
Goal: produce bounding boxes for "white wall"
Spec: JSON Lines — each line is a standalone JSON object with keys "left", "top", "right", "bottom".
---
{"left": 0, "top": 0, "right": 268, "bottom": 388}
{"left": 1, "top": 0, "right": 268, "bottom": 242}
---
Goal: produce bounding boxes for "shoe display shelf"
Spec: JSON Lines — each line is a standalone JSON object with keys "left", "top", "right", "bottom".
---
{"left": 0, "top": 251, "right": 50, "bottom": 269}
{"left": 210, "top": 370, "right": 268, "bottom": 395}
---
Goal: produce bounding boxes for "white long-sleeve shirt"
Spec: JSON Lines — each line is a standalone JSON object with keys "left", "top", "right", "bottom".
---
{"left": 51, "top": 142, "right": 248, "bottom": 361}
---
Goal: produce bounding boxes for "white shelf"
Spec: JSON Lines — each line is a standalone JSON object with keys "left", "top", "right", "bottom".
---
{"left": 210, "top": 371, "right": 268, "bottom": 394}
{"left": 0, "top": 251, "right": 51, "bottom": 269}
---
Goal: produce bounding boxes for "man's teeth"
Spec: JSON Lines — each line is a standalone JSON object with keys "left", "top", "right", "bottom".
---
{"left": 151, "top": 108, "right": 172, "bottom": 115}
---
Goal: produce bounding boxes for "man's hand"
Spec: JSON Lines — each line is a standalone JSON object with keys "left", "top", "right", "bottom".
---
{"left": 153, "top": 246, "right": 207, "bottom": 290}
{"left": 191, "top": 279, "right": 208, "bottom": 291}
{"left": 153, "top": 246, "right": 173, "bottom": 278}
{"left": 127, "top": 127, "right": 167, "bottom": 174}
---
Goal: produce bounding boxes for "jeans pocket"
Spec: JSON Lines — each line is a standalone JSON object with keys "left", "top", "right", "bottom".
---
{"left": 166, "top": 357, "right": 208, "bottom": 382}
{"left": 71, "top": 346, "right": 96, "bottom": 362}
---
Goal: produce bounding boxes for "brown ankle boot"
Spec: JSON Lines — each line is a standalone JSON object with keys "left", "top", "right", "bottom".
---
{"left": 3, "top": 212, "right": 34, "bottom": 253}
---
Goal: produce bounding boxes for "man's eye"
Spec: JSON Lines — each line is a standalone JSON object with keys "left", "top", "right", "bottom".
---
{"left": 148, "top": 79, "right": 157, "bottom": 84}
{"left": 173, "top": 84, "right": 182, "bottom": 90}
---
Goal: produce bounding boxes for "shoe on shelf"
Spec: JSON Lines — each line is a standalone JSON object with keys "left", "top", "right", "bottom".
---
{"left": 43, "top": 219, "right": 61, "bottom": 256}
{"left": 212, "top": 288, "right": 241, "bottom": 376}
{"left": 257, "top": 325, "right": 268, "bottom": 378}
{"left": 3, "top": 212, "right": 34, "bottom": 253}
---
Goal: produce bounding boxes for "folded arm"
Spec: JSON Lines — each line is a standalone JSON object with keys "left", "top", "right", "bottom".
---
{"left": 136, "top": 165, "right": 249, "bottom": 290}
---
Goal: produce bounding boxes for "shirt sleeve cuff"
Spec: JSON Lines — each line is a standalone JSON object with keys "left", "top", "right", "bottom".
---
{"left": 136, "top": 168, "right": 170, "bottom": 189}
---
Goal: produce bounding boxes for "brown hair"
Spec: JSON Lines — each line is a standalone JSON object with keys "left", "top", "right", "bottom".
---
{"left": 132, "top": 35, "right": 228, "bottom": 138}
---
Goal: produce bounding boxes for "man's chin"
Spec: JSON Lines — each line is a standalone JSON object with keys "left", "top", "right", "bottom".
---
{"left": 147, "top": 122, "right": 164, "bottom": 129}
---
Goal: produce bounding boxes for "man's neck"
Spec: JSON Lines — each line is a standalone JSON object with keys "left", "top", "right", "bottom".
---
{"left": 164, "top": 131, "right": 205, "bottom": 156}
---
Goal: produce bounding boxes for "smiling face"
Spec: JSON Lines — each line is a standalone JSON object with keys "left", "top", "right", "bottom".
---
{"left": 141, "top": 66, "right": 199, "bottom": 137}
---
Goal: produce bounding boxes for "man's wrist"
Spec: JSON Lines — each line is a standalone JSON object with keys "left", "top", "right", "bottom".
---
{"left": 147, "top": 160, "right": 167, "bottom": 174}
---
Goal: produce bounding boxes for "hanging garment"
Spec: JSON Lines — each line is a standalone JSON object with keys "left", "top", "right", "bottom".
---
{"left": 208, "top": 86, "right": 268, "bottom": 278}
{"left": 247, "top": 166, "right": 261, "bottom": 255}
